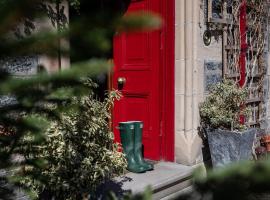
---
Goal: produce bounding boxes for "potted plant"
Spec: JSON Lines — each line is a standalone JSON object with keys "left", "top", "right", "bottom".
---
{"left": 260, "top": 135, "right": 270, "bottom": 152}
{"left": 199, "top": 79, "right": 256, "bottom": 167}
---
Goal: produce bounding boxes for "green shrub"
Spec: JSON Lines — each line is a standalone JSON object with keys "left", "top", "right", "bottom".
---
{"left": 22, "top": 79, "right": 127, "bottom": 199}
{"left": 199, "top": 79, "right": 250, "bottom": 131}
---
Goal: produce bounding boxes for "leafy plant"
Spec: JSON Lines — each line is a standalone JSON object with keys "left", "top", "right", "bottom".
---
{"left": 185, "top": 161, "right": 270, "bottom": 200}
{"left": 20, "top": 79, "right": 127, "bottom": 199}
{"left": 199, "top": 79, "right": 250, "bottom": 131}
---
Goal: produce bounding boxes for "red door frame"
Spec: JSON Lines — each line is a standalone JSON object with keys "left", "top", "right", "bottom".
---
{"left": 239, "top": 0, "right": 247, "bottom": 124}
{"left": 239, "top": 0, "right": 247, "bottom": 88}
{"left": 159, "top": 0, "right": 175, "bottom": 161}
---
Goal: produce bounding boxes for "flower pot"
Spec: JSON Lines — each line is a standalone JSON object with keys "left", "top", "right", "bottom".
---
{"left": 206, "top": 128, "right": 256, "bottom": 167}
{"left": 255, "top": 146, "right": 267, "bottom": 160}
{"left": 260, "top": 135, "right": 270, "bottom": 152}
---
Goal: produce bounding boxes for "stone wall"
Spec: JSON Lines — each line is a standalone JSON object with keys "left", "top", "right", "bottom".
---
{"left": 174, "top": 0, "right": 222, "bottom": 166}
{"left": 261, "top": 38, "right": 270, "bottom": 132}
{"left": 174, "top": 0, "right": 270, "bottom": 166}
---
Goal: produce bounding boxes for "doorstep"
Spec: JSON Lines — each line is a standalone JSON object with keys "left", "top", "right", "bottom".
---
{"left": 95, "top": 162, "right": 194, "bottom": 200}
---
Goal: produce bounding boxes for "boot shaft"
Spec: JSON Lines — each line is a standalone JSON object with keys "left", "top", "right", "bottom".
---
{"left": 119, "top": 122, "right": 135, "bottom": 153}
{"left": 131, "top": 121, "right": 143, "bottom": 147}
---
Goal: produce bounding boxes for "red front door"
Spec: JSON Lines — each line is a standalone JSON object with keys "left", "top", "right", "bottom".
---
{"left": 113, "top": 0, "right": 162, "bottom": 160}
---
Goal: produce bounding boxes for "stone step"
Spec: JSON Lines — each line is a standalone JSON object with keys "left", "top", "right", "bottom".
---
{"left": 160, "top": 186, "right": 193, "bottom": 200}
{"left": 115, "top": 162, "right": 193, "bottom": 200}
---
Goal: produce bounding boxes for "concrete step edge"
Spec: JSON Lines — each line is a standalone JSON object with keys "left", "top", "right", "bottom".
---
{"left": 152, "top": 178, "right": 193, "bottom": 200}
{"left": 159, "top": 185, "right": 193, "bottom": 200}
{"left": 151, "top": 170, "right": 193, "bottom": 193}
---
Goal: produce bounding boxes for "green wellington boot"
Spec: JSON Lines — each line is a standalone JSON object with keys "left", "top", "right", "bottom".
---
{"left": 132, "top": 121, "right": 154, "bottom": 171}
{"left": 119, "top": 122, "right": 146, "bottom": 173}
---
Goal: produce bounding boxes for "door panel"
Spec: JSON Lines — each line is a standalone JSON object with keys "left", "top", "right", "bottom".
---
{"left": 113, "top": 0, "right": 161, "bottom": 160}
{"left": 124, "top": 33, "right": 150, "bottom": 69}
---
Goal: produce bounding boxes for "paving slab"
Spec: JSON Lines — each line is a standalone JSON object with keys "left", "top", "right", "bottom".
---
{"left": 116, "top": 162, "right": 193, "bottom": 194}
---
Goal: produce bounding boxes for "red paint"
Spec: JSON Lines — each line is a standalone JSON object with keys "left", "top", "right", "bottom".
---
{"left": 239, "top": 0, "right": 247, "bottom": 87}
{"left": 160, "top": 0, "right": 175, "bottom": 162}
{"left": 240, "top": 111, "right": 245, "bottom": 124}
{"left": 239, "top": 0, "right": 247, "bottom": 124}
{"left": 113, "top": 0, "right": 175, "bottom": 161}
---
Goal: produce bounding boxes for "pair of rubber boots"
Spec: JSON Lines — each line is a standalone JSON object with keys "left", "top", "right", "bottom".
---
{"left": 119, "top": 121, "right": 154, "bottom": 173}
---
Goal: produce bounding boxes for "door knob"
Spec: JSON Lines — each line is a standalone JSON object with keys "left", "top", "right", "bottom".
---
{"left": 117, "top": 77, "right": 126, "bottom": 85}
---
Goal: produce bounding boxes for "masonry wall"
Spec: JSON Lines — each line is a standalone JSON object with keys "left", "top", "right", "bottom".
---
{"left": 261, "top": 19, "right": 270, "bottom": 132}
{"left": 174, "top": 0, "right": 223, "bottom": 166}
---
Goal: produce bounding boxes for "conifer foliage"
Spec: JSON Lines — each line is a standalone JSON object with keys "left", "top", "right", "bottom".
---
{"left": 0, "top": 0, "right": 160, "bottom": 199}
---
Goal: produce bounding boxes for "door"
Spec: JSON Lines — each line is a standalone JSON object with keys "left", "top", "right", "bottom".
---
{"left": 113, "top": 0, "right": 161, "bottom": 160}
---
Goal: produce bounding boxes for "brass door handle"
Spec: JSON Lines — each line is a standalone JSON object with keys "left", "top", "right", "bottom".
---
{"left": 117, "top": 77, "right": 126, "bottom": 85}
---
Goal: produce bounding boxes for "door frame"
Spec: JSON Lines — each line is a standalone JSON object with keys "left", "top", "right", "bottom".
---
{"left": 159, "top": 0, "right": 175, "bottom": 161}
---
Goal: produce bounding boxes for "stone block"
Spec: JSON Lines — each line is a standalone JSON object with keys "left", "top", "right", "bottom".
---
{"left": 175, "top": 131, "right": 203, "bottom": 166}
{"left": 204, "top": 61, "right": 222, "bottom": 93}
{"left": 0, "top": 95, "right": 17, "bottom": 108}
{"left": 0, "top": 55, "right": 38, "bottom": 76}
